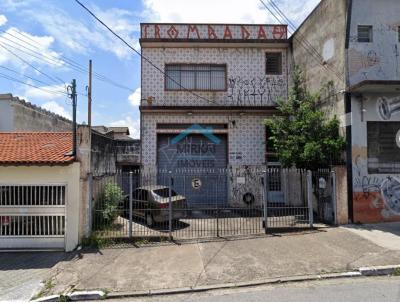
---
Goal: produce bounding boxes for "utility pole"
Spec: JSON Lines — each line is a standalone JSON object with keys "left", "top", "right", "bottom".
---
{"left": 88, "top": 60, "right": 92, "bottom": 128}
{"left": 68, "top": 79, "right": 77, "bottom": 157}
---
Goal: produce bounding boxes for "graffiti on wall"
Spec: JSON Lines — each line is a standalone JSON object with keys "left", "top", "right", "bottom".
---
{"left": 377, "top": 96, "right": 400, "bottom": 120}
{"left": 229, "top": 166, "right": 263, "bottom": 206}
{"left": 227, "top": 76, "right": 286, "bottom": 106}
{"left": 354, "top": 174, "right": 400, "bottom": 222}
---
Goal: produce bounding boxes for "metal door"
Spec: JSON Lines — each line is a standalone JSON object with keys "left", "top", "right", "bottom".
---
{"left": 0, "top": 184, "right": 66, "bottom": 250}
{"left": 157, "top": 134, "right": 228, "bottom": 207}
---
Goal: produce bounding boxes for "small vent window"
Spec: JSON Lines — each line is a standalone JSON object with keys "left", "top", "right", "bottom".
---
{"left": 358, "top": 25, "right": 373, "bottom": 43}
{"left": 265, "top": 52, "right": 282, "bottom": 75}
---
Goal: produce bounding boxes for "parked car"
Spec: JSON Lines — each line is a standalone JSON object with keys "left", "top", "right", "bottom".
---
{"left": 123, "top": 186, "right": 188, "bottom": 227}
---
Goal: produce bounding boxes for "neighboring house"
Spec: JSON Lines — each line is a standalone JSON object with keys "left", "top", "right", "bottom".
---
{"left": 92, "top": 125, "right": 140, "bottom": 172}
{"left": 0, "top": 132, "right": 80, "bottom": 251}
{"left": 291, "top": 0, "right": 400, "bottom": 223}
{"left": 140, "top": 23, "right": 289, "bottom": 206}
{"left": 0, "top": 93, "right": 72, "bottom": 131}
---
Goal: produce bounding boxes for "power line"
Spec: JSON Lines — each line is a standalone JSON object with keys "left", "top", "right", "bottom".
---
{"left": 75, "top": 0, "right": 217, "bottom": 104}
{"left": 2, "top": 28, "right": 136, "bottom": 93}
{"left": 0, "top": 72, "right": 68, "bottom": 97}
{"left": 259, "top": 0, "right": 344, "bottom": 82}
{"left": 0, "top": 65, "right": 60, "bottom": 88}
{"left": 0, "top": 41, "right": 65, "bottom": 85}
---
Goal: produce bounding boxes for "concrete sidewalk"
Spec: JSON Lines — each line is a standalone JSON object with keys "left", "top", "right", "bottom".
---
{"left": 45, "top": 225, "right": 400, "bottom": 295}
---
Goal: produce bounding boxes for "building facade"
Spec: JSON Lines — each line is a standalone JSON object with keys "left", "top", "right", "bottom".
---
{"left": 140, "top": 23, "right": 289, "bottom": 206}
{"left": 291, "top": 0, "right": 400, "bottom": 223}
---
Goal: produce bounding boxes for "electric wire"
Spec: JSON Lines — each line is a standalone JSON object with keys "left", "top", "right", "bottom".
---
{"left": 75, "top": 0, "right": 217, "bottom": 104}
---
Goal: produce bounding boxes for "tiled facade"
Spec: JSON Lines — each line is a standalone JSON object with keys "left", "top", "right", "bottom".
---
{"left": 141, "top": 47, "right": 288, "bottom": 107}
{"left": 140, "top": 23, "right": 289, "bottom": 205}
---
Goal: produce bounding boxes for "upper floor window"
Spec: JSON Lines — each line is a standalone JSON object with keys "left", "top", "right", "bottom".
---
{"left": 265, "top": 52, "right": 282, "bottom": 75}
{"left": 358, "top": 25, "right": 373, "bottom": 43}
{"left": 398, "top": 26, "right": 400, "bottom": 42}
{"left": 165, "top": 64, "right": 226, "bottom": 91}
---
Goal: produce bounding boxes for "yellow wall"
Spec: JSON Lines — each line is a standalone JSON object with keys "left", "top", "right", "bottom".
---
{"left": 0, "top": 163, "right": 80, "bottom": 251}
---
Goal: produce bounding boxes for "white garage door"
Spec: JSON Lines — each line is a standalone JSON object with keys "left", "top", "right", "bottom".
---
{"left": 0, "top": 185, "right": 66, "bottom": 250}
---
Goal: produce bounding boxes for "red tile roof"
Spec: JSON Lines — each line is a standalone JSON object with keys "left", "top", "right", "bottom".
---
{"left": 0, "top": 132, "right": 74, "bottom": 165}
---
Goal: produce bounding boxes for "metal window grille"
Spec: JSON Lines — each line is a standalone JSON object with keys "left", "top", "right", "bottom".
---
{"left": 358, "top": 25, "right": 373, "bottom": 42}
{"left": 265, "top": 52, "right": 282, "bottom": 75}
{"left": 0, "top": 185, "right": 66, "bottom": 237}
{"left": 165, "top": 64, "right": 226, "bottom": 91}
{"left": 0, "top": 185, "right": 66, "bottom": 206}
{"left": 367, "top": 121, "right": 400, "bottom": 173}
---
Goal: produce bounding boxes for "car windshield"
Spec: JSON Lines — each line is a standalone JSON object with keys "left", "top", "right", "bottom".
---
{"left": 152, "top": 188, "right": 178, "bottom": 198}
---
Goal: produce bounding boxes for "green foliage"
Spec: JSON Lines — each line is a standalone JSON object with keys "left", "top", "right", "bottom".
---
{"left": 100, "top": 182, "right": 124, "bottom": 224}
{"left": 265, "top": 67, "right": 345, "bottom": 170}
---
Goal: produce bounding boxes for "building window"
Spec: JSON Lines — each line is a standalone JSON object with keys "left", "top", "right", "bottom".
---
{"left": 358, "top": 25, "right": 373, "bottom": 43}
{"left": 398, "top": 26, "right": 400, "bottom": 42}
{"left": 367, "top": 122, "right": 400, "bottom": 173}
{"left": 165, "top": 64, "right": 226, "bottom": 91}
{"left": 265, "top": 52, "right": 282, "bottom": 75}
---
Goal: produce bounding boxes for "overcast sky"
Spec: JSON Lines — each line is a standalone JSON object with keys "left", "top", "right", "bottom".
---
{"left": 0, "top": 0, "right": 320, "bottom": 138}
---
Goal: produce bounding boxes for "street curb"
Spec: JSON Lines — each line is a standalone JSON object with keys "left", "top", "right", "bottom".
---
{"left": 32, "top": 265, "right": 400, "bottom": 301}
{"left": 359, "top": 265, "right": 400, "bottom": 276}
{"left": 106, "top": 271, "right": 366, "bottom": 300}
{"left": 31, "top": 291, "right": 106, "bottom": 302}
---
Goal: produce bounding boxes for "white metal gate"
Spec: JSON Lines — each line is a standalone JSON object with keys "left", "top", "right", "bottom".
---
{"left": 0, "top": 184, "right": 66, "bottom": 250}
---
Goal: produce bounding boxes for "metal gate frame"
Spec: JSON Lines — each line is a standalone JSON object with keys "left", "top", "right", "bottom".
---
{"left": 0, "top": 183, "right": 67, "bottom": 250}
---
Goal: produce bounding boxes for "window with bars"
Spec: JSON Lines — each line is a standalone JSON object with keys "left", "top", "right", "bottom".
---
{"left": 367, "top": 122, "right": 400, "bottom": 173}
{"left": 165, "top": 64, "right": 226, "bottom": 91}
{"left": 265, "top": 52, "right": 282, "bottom": 75}
{"left": 358, "top": 25, "right": 373, "bottom": 43}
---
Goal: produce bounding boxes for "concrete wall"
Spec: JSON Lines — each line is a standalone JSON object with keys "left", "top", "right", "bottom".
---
{"left": 334, "top": 166, "right": 349, "bottom": 224}
{"left": 291, "top": 0, "right": 348, "bottom": 124}
{"left": 0, "top": 163, "right": 80, "bottom": 252}
{"left": 348, "top": 0, "right": 400, "bottom": 86}
{"left": 0, "top": 94, "right": 72, "bottom": 132}
{"left": 351, "top": 93, "right": 400, "bottom": 223}
{"left": 141, "top": 47, "right": 288, "bottom": 107}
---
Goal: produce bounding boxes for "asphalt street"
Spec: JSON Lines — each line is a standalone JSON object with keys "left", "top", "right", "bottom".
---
{"left": 115, "top": 277, "right": 400, "bottom": 302}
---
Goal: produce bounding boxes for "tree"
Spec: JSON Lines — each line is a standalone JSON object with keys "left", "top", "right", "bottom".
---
{"left": 265, "top": 67, "right": 345, "bottom": 170}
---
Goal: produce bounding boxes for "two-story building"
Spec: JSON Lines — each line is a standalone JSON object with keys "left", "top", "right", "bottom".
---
{"left": 140, "top": 23, "right": 288, "bottom": 206}
{"left": 291, "top": 0, "right": 400, "bottom": 223}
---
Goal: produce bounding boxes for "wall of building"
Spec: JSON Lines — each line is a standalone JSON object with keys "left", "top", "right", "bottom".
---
{"left": 141, "top": 47, "right": 288, "bottom": 107}
{"left": 0, "top": 94, "right": 72, "bottom": 132}
{"left": 291, "top": 0, "right": 348, "bottom": 122}
{"left": 142, "top": 112, "right": 268, "bottom": 206}
{"left": 348, "top": 0, "right": 400, "bottom": 86}
{"left": 351, "top": 93, "right": 400, "bottom": 223}
{"left": 0, "top": 163, "right": 80, "bottom": 252}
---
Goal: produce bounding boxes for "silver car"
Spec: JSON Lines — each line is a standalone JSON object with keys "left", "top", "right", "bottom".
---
{"left": 124, "top": 185, "right": 188, "bottom": 227}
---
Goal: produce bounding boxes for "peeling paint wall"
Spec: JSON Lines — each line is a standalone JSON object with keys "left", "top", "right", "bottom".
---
{"left": 291, "top": 0, "right": 347, "bottom": 124}
{"left": 351, "top": 93, "right": 400, "bottom": 223}
{"left": 348, "top": 0, "right": 400, "bottom": 86}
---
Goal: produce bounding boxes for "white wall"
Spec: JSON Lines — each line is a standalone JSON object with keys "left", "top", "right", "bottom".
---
{"left": 348, "top": 0, "right": 400, "bottom": 86}
{"left": 0, "top": 163, "right": 80, "bottom": 251}
{"left": 351, "top": 93, "right": 400, "bottom": 223}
